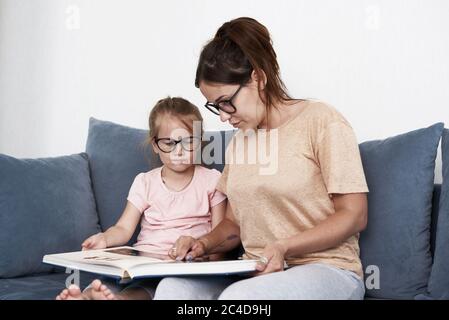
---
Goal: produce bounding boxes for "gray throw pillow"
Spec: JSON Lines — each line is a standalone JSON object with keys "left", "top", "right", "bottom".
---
{"left": 359, "top": 123, "right": 444, "bottom": 299}
{"left": 427, "top": 128, "right": 449, "bottom": 299}
{"left": 85, "top": 118, "right": 160, "bottom": 243}
{"left": 0, "top": 153, "right": 101, "bottom": 278}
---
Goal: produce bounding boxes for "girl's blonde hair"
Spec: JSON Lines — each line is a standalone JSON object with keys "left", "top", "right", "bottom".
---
{"left": 147, "top": 96, "right": 203, "bottom": 143}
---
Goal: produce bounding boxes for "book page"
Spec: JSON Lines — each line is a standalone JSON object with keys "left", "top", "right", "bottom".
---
{"left": 54, "top": 246, "right": 175, "bottom": 270}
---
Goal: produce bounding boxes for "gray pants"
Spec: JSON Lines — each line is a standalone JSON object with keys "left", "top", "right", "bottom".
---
{"left": 153, "top": 263, "right": 365, "bottom": 300}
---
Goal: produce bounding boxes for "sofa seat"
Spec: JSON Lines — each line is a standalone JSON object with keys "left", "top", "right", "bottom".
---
{"left": 0, "top": 271, "right": 99, "bottom": 300}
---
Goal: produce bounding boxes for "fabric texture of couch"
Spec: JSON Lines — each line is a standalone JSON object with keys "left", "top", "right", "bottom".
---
{"left": 0, "top": 118, "right": 447, "bottom": 300}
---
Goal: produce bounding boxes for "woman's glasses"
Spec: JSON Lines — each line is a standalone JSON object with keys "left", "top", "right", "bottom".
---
{"left": 154, "top": 136, "right": 202, "bottom": 153}
{"left": 204, "top": 85, "right": 243, "bottom": 115}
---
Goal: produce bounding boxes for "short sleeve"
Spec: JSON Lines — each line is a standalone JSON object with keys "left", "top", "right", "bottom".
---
{"left": 215, "top": 164, "right": 229, "bottom": 195}
{"left": 315, "top": 121, "right": 369, "bottom": 195}
{"left": 209, "top": 169, "right": 227, "bottom": 207}
{"left": 127, "top": 173, "right": 150, "bottom": 213}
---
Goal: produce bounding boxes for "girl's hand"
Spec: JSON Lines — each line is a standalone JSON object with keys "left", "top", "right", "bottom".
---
{"left": 81, "top": 233, "right": 108, "bottom": 250}
{"left": 169, "top": 236, "right": 208, "bottom": 261}
{"left": 254, "top": 241, "right": 288, "bottom": 276}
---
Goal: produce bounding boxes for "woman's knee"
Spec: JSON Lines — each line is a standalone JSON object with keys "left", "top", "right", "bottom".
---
{"left": 154, "top": 276, "right": 230, "bottom": 300}
{"left": 218, "top": 265, "right": 366, "bottom": 300}
{"left": 218, "top": 279, "right": 260, "bottom": 300}
{"left": 153, "top": 277, "right": 195, "bottom": 300}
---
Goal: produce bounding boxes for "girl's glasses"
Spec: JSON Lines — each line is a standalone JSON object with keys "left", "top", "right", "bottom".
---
{"left": 154, "top": 136, "right": 202, "bottom": 153}
{"left": 204, "top": 85, "right": 243, "bottom": 115}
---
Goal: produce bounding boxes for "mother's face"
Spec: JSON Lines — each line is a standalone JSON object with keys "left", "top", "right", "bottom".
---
{"left": 199, "top": 79, "right": 266, "bottom": 131}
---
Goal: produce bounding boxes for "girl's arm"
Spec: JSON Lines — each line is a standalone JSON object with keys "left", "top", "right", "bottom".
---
{"left": 211, "top": 199, "right": 226, "bottom": 229}
{"left": 103, "top": 201, "right": 142, "bottom": 247}
{"left": 173, "top": 199, "right": 241, "bottom": 260}
{"left": 82, "top": 201, "right": 142, "bottom": 250}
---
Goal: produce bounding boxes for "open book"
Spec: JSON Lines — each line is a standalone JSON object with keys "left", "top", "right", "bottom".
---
{"left": 43, "top": 246, "right": 260, "bottom": 280}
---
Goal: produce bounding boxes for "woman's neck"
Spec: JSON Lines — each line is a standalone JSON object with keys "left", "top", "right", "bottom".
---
{"left": 258, "top": 100, "right": 301, "bottom": 130}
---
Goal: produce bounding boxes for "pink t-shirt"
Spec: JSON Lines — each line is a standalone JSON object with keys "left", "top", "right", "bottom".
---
{"left": 127, "top": 165, "right": 227, "bottom": 255}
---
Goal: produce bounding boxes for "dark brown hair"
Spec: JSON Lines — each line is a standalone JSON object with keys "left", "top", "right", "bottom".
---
{"left": 147, "top": 96, "right": 203, "bottom": 141}
{"left": 195, "top": 17, "right": 293, "bottom": 110}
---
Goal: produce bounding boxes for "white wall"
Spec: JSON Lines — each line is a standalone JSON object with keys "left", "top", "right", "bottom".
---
{"left": 1, "top": 0, "right": 448, "bottom": 181}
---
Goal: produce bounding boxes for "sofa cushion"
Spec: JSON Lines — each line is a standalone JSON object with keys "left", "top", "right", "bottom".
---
{"left": 358, "top": 123, "right": 444, "bottom": 299}
{"left": 85, "top": 118, "right": 159, "bottom": 243}
{"left": 428, "top": 128, "right": 449, "bottom": 299}
{"left": 0, "top": 271, "right": 99, "bottom": 300}
{"left": 430, "top": 184, "right": 442, "bottom": 256}
{"left": 0, "top": 153, "right": 101, "bottom": 278}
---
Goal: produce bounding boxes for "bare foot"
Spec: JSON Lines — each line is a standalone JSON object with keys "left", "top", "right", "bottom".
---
{"left": 55, "top": 285, "right": 87, "bottom": 300}
{"left": 55, "top": 279, "right": 118, "bottom": 300}
{"left": 89, "top": 279, "right": 118, "bottom": 300}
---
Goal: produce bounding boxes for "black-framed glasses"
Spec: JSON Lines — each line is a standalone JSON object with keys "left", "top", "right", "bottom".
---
{"left": 154, "top": 136, "right": 202, "bottom": 153}
{"left": 204, "top": 85, "right": 243, "bottom": 115}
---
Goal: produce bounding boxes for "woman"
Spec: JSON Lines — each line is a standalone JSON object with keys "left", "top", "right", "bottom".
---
{"left": 156, "top": 17, "right": 369, "bottom": 300}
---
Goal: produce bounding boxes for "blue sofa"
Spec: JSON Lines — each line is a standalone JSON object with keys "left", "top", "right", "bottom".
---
{"left": 1, "top": 118, "right": 448, "bottom": 300}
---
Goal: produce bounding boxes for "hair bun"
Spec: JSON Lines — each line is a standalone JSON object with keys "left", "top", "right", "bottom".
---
{"left": 214, "top": 21, "right": 232, "bottom": 40}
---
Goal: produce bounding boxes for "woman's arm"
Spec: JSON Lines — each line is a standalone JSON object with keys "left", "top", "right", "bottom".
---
{"left": 82, "top": 201, "right": 142, "bottom": 249}
{"left": 279, "top": 193, "right": 367, "bottom": 257}
{"left": 254, "top": 193, "right": 368, "bottom": 275}
{"left": 200, "top": 199, "right": 241, "bottom": 254}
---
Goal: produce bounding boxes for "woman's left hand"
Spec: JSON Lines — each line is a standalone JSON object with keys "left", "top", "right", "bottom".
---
{"left": 253, "top": 241, "right": 288, "bottom": 276}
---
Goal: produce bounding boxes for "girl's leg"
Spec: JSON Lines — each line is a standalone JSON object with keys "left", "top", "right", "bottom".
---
{"left": 118, "top": 278, "right": 161, "bottom": 300}
{"left": 217, "top": 263, "right": 365, "bottom": 300}
{"left": 153, "top": 275, "right": 242, "bottom": 300}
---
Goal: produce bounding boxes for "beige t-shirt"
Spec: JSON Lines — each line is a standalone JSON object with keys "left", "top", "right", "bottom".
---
{"left": 216, "top": 100, "right": 369, "bottom": 278}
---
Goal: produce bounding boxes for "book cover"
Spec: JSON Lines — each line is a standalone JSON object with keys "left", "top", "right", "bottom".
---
{"left": 43, "top": 246, "right": 260, "bottom": 280}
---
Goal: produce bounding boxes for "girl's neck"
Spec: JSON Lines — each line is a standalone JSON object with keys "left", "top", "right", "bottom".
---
{"left": 161, "top": 165, "right": 196, "bottom": 192}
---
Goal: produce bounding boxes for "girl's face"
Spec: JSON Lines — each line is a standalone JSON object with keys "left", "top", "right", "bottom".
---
{"left": 199, "top": 76, "right": 266, "bottom": 131}
{"left": 151, "top": 115, "right": 199, "bottom": 172}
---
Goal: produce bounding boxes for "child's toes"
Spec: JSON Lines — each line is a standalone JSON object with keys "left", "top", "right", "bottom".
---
{"left": 56, "top": 288, "right": 69, "bottom": 300}
{"left": 105, "top": 291, "right": 117, "bottom": 300}
{"left": 91, "top": 279, "right": 103, "bottom": 291}
{"left": 67, "top": 285, "right": 83, "bottom": 299}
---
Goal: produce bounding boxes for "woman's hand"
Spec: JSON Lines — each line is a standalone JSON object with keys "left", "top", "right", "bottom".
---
{"left": 254, "top": 241, "right": 288, "bottom": 276}
{"left": 169, "top": 236, "right": 208, "bottom": 261}
{"left": 81, "top": 233, "right": 108, "bottom": 251}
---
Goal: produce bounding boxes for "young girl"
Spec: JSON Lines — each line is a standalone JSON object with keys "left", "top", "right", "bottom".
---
{"left": 56, "top": 97, "right": 227, "bottom": 300}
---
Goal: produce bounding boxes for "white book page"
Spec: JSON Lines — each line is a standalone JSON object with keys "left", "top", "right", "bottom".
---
{"left": 45, "top": 246, "right": 175, "bottom": 271}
